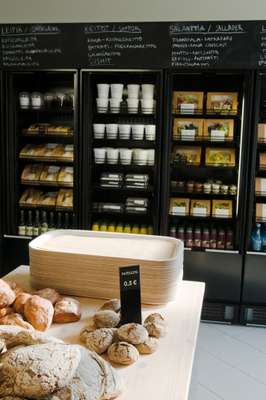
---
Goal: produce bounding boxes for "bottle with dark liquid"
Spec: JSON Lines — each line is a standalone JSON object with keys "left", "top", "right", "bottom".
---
{"left": 210, "top": 227, "right": 217, "bottom": 249}
{"left": 202, "top": 226, "right": 210, "bottom": 249}
{"left": 57, "top": 212, "right": 62, "bottom": 229}
{"left": 217, "top": 228, "right": 225, "bottom": 249}
{"left": 64, "top": 213, "right": 69, "bottom": 229}
{"left": 18, "top": 210, "right": 26, "bottom": 236}
{"left": 169, "top": 225, "right": 176, "bottom": 237}
{"left": 185, "top": 226, "right": 193, "bottom": 248}
{"left": 41, "top": 211, "right": 48, "bottom": 234}
{"left": 48, "top": 212, "right": 56, "bottom": 231}
{"left": 25, "top": 210, "right": 33, "bottom": 237}
{"left": 226, "top": 228, "right": 234, "bottom": 250}
{"left": 33, "top": 210, "right": 40, "bottom": 237}
{"left": 194, "top": 226, "right": 202, "bottom": 249}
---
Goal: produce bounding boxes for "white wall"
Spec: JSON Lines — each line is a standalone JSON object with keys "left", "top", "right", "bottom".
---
{"left": 0, "top": 0, "right": 266, "bottom": 23}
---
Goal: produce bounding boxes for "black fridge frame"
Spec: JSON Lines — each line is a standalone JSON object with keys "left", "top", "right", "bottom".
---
{"left": 161, "top": 69, "right": 255, "bottom": 322}
{"left": 1, "top": 69, "right": 80, "bottom": 274}
{"left": 80, "top": 69, "right": 164, "bottom": 235}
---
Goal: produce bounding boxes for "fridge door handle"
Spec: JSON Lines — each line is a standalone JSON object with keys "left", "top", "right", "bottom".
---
{"left": 246, "top": 251, "right": 266, "bottom": 256}
{"left": 4, "top": 234, "right": 32, "bottom": 240}
{"left": 205, "top": 249, "right": 239, "bottom": 254}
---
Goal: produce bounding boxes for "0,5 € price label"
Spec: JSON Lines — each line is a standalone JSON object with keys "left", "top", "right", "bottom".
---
{"left": 119, "top": 265, "right": 141, "bottom": 324}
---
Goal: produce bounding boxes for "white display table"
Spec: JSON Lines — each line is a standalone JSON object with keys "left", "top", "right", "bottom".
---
{"left": 3, "top": 265, "right": 205, "bottom": 400}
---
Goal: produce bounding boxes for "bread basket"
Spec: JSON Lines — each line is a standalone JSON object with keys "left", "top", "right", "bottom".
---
{"left": 29, "top": 230, "right": 183, "bottom": 304}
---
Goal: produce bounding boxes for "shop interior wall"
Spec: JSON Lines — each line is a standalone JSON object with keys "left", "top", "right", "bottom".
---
{"left": 0, "top": 0, "right": 266, "bottom": 22}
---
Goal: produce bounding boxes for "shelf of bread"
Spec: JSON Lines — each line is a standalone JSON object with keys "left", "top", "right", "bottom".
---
{"left": 19, "top": 144, "right": 74, "bottom": 162}
{"left": 22, "top": 123, "right": 74, "bottom": 137}
{"left": 21, "top": 165, "right": 73, "bottom": 187}
{"left": 19, "top": 188, "right": 73, "bottom": 210}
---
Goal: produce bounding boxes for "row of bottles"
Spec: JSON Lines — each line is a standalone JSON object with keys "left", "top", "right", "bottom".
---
{"left": 169, "top": 224, "right": 234, "bottom": 250}
{"left": 91, "top": 220, "right": 154, "bottom": 235}
{"left": 18, "top": 210, "right": 73, "bottom": 237}
{"left": 251, "top": 223, "right": 266, "bottom": 252}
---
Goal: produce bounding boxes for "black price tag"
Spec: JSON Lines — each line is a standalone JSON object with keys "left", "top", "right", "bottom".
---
{"left": 119, "top": 265, "right": 141, "bottom": 325}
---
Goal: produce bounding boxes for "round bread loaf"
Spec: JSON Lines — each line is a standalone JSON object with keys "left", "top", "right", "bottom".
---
{"left": 135, "top": 337, "right": 159, "bottom": 354}
{"left": 82, "top": 328, "right": 115, "bottom": 354}
{"left": 108, "top": 342, "right": 139, "bottom": 365}
{"left": 144, "top": 312, "right": 167, "bottom": 338}
{"left": 99, "top": 298, "right": 121, "bottom": 313}
{"left": 0, "top": 280, "right": 16, "bottom": 308}
{"left": 80, "top": 317, "right": 97, "bottom": 342}
{"left": 117, "top": 323, "right": 148, "bottom": 345}
{"left": 0, "top": 307, "right": 13, "bottom": 318}
{"left": 0, "top": 313, "right": 34, "bottom": 331}
{"left": 53, "top": 297, "right": 81, "bottom": 323}
{"left": 24, "top": 295, "right": 54, "bottom": 331}
{"left": 13, "top": 293, "right": 32, "bottom": 315}
{"left": 94, "top": 310, "right": 120, "bottom": 328}
{"left": 34, "top": 288, "right": 61, "bottom": 305}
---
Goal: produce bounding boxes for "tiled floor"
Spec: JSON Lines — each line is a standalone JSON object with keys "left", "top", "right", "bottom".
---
{"left": 189, "top": 323, "right": 266, "bottom": 399}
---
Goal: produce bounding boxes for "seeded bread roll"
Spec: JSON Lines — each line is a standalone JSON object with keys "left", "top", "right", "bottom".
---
{"left": 13, "top": 293, "right": 32, "bottom": 315}
{"left": 144, "top": 313, "right": 167, "bottom": 338}
{"left": 53, "top": 297, "right": 81, "bottom": 323}
{"left": 108, "top": 342, "right": 139, "bottom": 365}
{"left": 0, "top": 313, "right": 34, "bottom": 331}
{"left": 117, "top": 323, "right": 148, "bottom": 345}
{"left": 82, "top": 328, "right": 115, "bottom": 354}
{"left": 79, "top": 317, "right": 97, "bottom": 342}
{"left": 99, "top": 298, "right": 121, "bottom": 313}
{"left": 94, "top": 310, "right": 120, "bottom": 329}
{"left": 135, "top": 337, "right": 159, "bottom": 354}
{"left": 34, "top": 288, "right": 61, "bottom": 305}
{"left": 24, "top": 295, "right": 54, "bottom": 331}
{"left": 0, "top": 280, "right": 16, "bottom": 308}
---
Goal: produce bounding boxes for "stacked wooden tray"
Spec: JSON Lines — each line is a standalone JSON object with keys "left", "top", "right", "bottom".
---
{"left": 29, "top": 230, "right": 184, "bottom": 304}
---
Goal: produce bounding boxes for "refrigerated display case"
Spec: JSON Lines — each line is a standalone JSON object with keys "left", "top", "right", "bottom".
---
{"left": 241, "top": 72, "right": 266, "bottom": 325}
{"left": 161, "top": 70, "right": 254, "bottom": 322}
{"left": 2, "top": 70, "right": 79, "bottom": 274}
{"left": 81, "top": 70, "right": 163, "bottom": 235}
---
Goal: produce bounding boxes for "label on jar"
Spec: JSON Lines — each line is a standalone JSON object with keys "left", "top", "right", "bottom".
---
{"left": 214, "top": 208, "right": 230, "bottom": 218}
{"left": 210, "top": 130, "right": 225, "bottom": 141}
{"left": 180, "top": 103, "right": 195, "bottom": 114}
{"left": 172, "top": 206, "right": 186, "bottom": 215}
{"left": 181, "top": 129, "right": 195, "bottom": 141}
{"left": 192, "top": 207, "right": 207, "bottom": 217}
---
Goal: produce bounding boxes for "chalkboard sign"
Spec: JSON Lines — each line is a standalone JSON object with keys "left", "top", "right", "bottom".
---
{"left": 0, "top": 24, "right": 81, "bottom": 68}
{"left": 80, "top": 23, "right": 170, "bottom": 68}
{"left": 119, "top": 265, "right": 142, "bottom": 325}
{"left": 169, "top": 21, "right": 256, "bottom": 69}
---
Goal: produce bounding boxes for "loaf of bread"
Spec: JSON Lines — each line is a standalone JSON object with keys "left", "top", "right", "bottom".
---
{"left": 40, "top": 166, "right": 60, "bottom": 182}
{"left": 57, "top": 166, "right": 74, "bottom": 185}
{"left": 56, "top": 189, "right": 73, "bottom": 208}
{"left": 0, "top": 313, "right": 34, "bottom": 330}
{"left": 81, "top": 328, "right": 115, "bottom": 354}
{"left": 24, "top": 295, "right": 54, "bottom": 331}
{"left": 99, "top": 298, "right": 121, "bottom": 312}
{"left": 34, "top": 288, "right": 61, "bottom": 305}
{"left": 13, "top": 293, "right": 32, "bottom": 315}
{"left": 38, "top": 191, "right": 58, "bottom": 206}
{"left": 108, "top": 342, "right": 139, "bottom": 365}
{"left": 0, "top": 280, "right": 16, "bottom": 308}
{"left": 117, "top": 323, "right": 148, "bottom": 345}
{"left": 135, "top": 337, "right": 159, "bottom": 354}
{"left": 53, "top": 297, "right": 81, "bottom": 323}
{"left": 21, "top": 164, "right": 43, "bottom": 182}
{"left": 94, "top": 310, "right": 120, "bottom": 329}
{"left": 19, "top": 189, "right": 43, "bottom": 206}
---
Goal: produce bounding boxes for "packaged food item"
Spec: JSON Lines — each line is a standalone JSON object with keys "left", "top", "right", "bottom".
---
{"left": 47, "top": 125, "right": 73, "bottom": 136}
{"left": 205, "top": 148, "right": 235, "bottom": 167}
{"left": 190, "top": 200, "right": 211, "bottom": 217}
{"left": 203, "top": 182, "right": 211, "bottom": 194}
{"left": 259, "top": 153, "right": 266, "bottom": 170}
{"left": 229, "top": 184, "right": 237, "bottom": 195}
{"left": 212, "top": 200, "right": 233, "bottom": 218}
{"left": 43, "top": 143, "right": 64, "bottom": 158}
{"left": 21, "top": 164, "right": 43, "bottom": 182}
{"left": 226, "top": 228, "right": 234, "bottom": 250}
{"left": 206, "top": 92, "right": 238, "bottom": 114}
{"left": 57, "top": 166, "right": 74, "bottom": 186}
{"left": 173, "top": 118, "right": 204, "bottom": 140}
{"left": 212, "top": 183, "right": 220, "bottom": 194}
{"left": 193, "top": 226, "right": 202, "bottom": 248}
{"left": 203, "top": 119, "right": 234, "bottom": 142}
{"left": 19, "top": 144, "right": 45, "bottom": 158}
{"left": 256, "top": 203, "right": 266, "bottom": 221}
{"left": 62, "top": 144, "right": 74, "bottom": 160}
{"left": 221, "top": 185, "right": 229, "bottom": 195}
{"left": 169, "top": 198, "right": 190, "bottom": 216}
{"left": 19, "top": 92, "right": 30, "bottom": 109}
{"left": 40, "top": 166, "right": 60, "bottom": 183}
{"left": 186, "top": 181, "right": 194, "bottom": 193}
{"left": 217, "top": 229, "right": 226, "bottom": 249}
{"left": 39, "top": 191, "right": 58, "bottom": 206}
{"left": 169, "top": 226, "right": 176, "bottom": 237}
{"left": 56, "top": 189, "right": 73, "bottom": 208}
{"left": 195, "top": 183, "right": 203, "bottom": 193}
{"left": 172, "top": 146, "right": 201, "bottom": 166}
{"left": 185, "top": 226, "right": 193, "bottom": 247}
{"left": 202, "top": 227, "right": 210, "bottom": 249}
{"left": 19, "top": 189, "right": 43, "bottom": 206}
{"left": 126, "top": 198, "right": 149, "bottom": 207}
{"left": 172, "top": 91, "right": 204, "bottom": 113}
{"left": 258, "top": 123, "right": 266, "bottom": 143}
{"left": 23, "top": 123, "right": 50, "bottom": 135}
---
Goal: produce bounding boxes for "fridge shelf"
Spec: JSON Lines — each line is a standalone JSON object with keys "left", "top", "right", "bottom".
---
{"left": 172, "top": 110, "right": 240, "bottom": 118}
{"left": 172, "top": 137, "right": 239, "bottom": 147}
{"left": 171, "top": 163, "right": 236, "bottom": 170}
{"left": 19, "top": 204, "right": 73, "bottom": 212}
{"left": 94, "top": 184, "right": 153, "bottom": 193}
{"left": 169, "top": 213, "right": 233, "bottom": 221}
{"left": 21, "top": 133, "right": 74, "bottom": 142}
{"left": 18, "top": 107, "right": 74, "bottom": 114}
{"left": 93, "top": 139, "right": 155, "bottom": 148}
{"left": 21, "top": 180, "right": 73, "bottom": 188}
{"left": 170, "top": 189, "right": 236, "bottom": 199}
{"left": 19, "top": 156, "right": 74, "bottom": 164}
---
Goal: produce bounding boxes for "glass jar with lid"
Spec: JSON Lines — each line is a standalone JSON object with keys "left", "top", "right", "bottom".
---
{"left": 19, "top": 92, "right": 30, "bottom": 109}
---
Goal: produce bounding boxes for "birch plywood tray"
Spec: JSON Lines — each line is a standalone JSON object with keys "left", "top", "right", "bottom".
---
{"left": 29, "top": 230, "right": 183, "bottom": 304}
